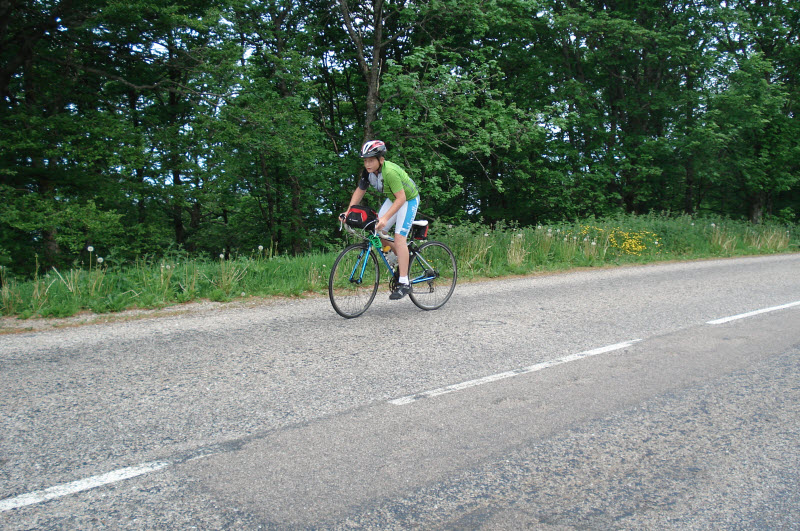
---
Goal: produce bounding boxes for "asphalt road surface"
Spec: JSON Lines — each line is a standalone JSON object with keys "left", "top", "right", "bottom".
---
{"left": 1, "top": 254, "right": 799, "bottom": 529}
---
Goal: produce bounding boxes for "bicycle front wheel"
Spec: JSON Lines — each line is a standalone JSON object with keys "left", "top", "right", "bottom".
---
{"left": 329, "top": 243, "right": 380, "bottom": 318}
{"left": 408, "top": 241, "right": 457, "bottom": 311}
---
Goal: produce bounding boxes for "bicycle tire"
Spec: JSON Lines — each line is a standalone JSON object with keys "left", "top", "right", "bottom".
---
{"left": 329, "top": 243, "right": 380, "bottom": 318}
{"left": 408, "top": 241, "right": 457, "bottom": 311}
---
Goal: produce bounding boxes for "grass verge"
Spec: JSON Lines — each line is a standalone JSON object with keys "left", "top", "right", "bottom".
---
{"left": 1, "top": 213, "right": 797, "bottom": 321}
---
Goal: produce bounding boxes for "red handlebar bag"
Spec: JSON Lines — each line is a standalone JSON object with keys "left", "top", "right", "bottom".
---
{"left": 345, "top": 205, "right": 377, "bottom": 229}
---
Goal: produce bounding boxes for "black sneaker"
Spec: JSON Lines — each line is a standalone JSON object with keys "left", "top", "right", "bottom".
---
{"left": 389, "top": 283, "right": 411, "bottom": 300}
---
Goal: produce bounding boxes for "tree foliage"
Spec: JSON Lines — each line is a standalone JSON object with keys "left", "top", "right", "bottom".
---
{"left": 1, "top": 0, "right": 798, "bottom": 275}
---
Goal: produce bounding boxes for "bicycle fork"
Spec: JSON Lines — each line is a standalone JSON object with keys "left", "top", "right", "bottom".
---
{"left": 349, "top": 247, "right": 371, "bottom": 284}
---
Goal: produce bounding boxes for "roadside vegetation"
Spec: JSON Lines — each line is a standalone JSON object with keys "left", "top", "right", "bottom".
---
{"left": 2, "top": 214, "right": 797, "bottom": 321}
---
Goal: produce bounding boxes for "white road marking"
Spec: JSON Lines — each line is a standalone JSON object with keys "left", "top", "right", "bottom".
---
{"left": 11, "top": 299, "right": 797, "bottom": 510}
{"left": 707, "top": 300, "right": 800, "bottom": 325}
{"left": 0, "top": 461, "right": 170, "bottom": 512}
{"left": 389, "top": 340, "right": 642, "bottom": 405}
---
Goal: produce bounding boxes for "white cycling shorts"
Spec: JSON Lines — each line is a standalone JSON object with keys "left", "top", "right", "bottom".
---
{"left": 378, "top": 196, "right": 420, "bottom": 238}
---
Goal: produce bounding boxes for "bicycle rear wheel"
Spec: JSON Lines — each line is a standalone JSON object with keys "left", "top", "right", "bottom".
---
{"left": 408, "top": 241, "right": 457, "bottom": 311}
{"left": 329, "top": 243, "right": 380, "bottom": 318}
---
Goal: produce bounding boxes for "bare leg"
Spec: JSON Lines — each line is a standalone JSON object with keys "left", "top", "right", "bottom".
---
{"left": 394, "top": 234, "right": 409, "bottom": 279}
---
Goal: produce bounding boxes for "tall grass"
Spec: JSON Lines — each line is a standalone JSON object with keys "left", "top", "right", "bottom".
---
{"left": 442, "top": 213, "right": 797, "bottom": 279}
{"left": 1, "top": 213, "right": 797, "bottom": 319}
{"left": 0, "top": 250, "right": 338, "bottom": 319}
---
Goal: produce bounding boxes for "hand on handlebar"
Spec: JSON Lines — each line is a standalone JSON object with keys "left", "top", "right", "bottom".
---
{"left": 338, "top": 211, "right": 352, "bottom": 233}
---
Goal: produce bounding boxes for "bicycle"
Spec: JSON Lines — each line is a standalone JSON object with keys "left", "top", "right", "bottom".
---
{"left": 328, "top": 218, "right": 458, "bottom": 318}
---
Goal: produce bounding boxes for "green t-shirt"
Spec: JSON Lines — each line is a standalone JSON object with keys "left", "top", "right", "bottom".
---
{"left": 358, "top": 160, "right": 419, "bottom": 201}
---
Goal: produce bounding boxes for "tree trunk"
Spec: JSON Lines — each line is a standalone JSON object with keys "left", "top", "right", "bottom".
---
{"left": 684, "top": 158, "right": 696, "bottom": 215}
{"left": 749, "top": 190, "right": 768, "bottom": 224}
{"left": 188, "top": 199, "right": 201, "bottom": 253}
{"left": 289, "top": 174, "right": 304, "bottom": 254}
{"left": 128, "top": 91, "right": 148, "bottom": 224}
{"left": 257, "top": 153, "right": 276, "bottom": 243}
{"left": 172, "top": 168, "right": 186, "bottom": 246}
{"left": 37, "top": 172, "right": 61, "bottom": 268}
{"left": 135, "top": 167, "right": 147, "bottom": 224}
{"left": 338, "top": 0, "right": 384, "bottom": 141}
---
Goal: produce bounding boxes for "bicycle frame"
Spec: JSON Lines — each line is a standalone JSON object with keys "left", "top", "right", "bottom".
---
{"left": 342, "top": 224, "right": 436, "bottom": 287}
{"left": 330, "top": 220, "right": 456, "bottom": 317}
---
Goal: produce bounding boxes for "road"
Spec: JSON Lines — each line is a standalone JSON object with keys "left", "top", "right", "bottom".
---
{"left": 1, "top": 254, "right": 799, "bottom": 529}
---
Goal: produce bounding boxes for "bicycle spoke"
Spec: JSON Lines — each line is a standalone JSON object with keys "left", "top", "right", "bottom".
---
{"left": 408, "top": 241, "right": 457, "bottom": 310}
{"left": 329, "top": 244, "right": 379, "bottom": 318}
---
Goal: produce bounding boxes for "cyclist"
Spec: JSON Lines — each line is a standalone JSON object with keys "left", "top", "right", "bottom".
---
{"left": 341, "top": 140, "right": 420, "bottom": 300}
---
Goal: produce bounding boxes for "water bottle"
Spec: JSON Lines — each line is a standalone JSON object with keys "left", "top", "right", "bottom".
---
{"left": 383, "top": 245, "right": 398, "bottom": 268}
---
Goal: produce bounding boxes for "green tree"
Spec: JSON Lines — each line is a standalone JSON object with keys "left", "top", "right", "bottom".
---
{"left": 1, "top": 0, "right": 125, "bottom": 271}
{"left": 712, "top": 0, "right": 800, "bottom": 222}
{"left": 0, "top": 0, "right": 240, "bottom": 272}
{"left": 220, "top": 0, "right": 341, "bottom": 254}
{"left": 710, "top": 55, "right": 797, "bottom": 223}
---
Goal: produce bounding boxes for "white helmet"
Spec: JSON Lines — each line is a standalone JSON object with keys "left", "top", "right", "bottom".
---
{"left": 360, "top": 140, "right": 387, "bottom": 158}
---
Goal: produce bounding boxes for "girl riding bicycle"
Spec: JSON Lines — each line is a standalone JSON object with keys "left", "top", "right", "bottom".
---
{"left": 341, "top": 140, "right": 420, "bottom": 300}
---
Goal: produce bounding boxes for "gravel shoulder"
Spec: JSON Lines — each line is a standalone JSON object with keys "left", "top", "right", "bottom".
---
{"left": 0, "top": 296, "right": 304, "bottom": 335}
